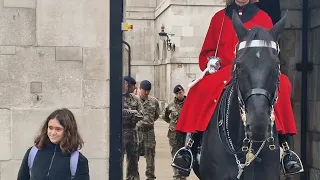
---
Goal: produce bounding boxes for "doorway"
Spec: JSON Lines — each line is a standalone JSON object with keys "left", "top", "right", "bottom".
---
{"left": 255, "top": 1, "right": 310, "bottom": 180}
{"left": 255, "top": 0, "right": 281, "bottom": 25}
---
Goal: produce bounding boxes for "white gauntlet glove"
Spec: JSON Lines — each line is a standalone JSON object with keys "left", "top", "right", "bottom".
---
{"left": 188, "top": 56, "right": 221, "bottom": 88}
{"left": 207, "top": 56, "right": 221, "bottom": 74}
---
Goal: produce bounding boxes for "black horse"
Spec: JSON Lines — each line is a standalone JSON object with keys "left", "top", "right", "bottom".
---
{"left": 197, "top": 11, "right": 287, "bottom": 180}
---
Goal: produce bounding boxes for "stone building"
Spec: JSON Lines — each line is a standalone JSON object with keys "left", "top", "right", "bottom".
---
{"left": 0, "top": 0, "right": 319, "bottom": 179}
{"left": 0, "top": 0, "right": 109, "bottom": 179}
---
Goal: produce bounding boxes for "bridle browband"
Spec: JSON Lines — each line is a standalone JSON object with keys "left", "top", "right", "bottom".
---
{"left": 237, "top": 40, "right": 279, "bottom": 52}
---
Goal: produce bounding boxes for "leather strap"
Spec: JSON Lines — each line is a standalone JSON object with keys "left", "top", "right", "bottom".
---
{"left": 244, "top": 88, "right": 272, "bottom": 105}
{"left": 217, "top": 80, "right": 243, "bottom": 155}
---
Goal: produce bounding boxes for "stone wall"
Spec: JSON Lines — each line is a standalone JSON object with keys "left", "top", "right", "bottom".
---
{"left": 279, "top": 0, "right": 302, "bottom": 147}
{"left": 125, "top": 1, "right": 156, "bottom": 96}
{"left": 278, "top": 0, "right": 302, "bottom": 179}
{"left": 274, "top": 0, "right": 320, "bottom": 179}
{"left": 0, "top": 0, "right": 110, "bottom": 179}
{"left": 124, "top": 0, "right": 227, "bottom": 103}
{"left": 308, "top": 0, "right": 320, "bottom": 179}
{"left": 155, "top": 1, "right": 226, "bottom": 103}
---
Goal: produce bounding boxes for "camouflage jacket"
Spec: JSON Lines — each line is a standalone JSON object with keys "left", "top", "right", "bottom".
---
{"left": 161, "top": 96, "right": 186, "bottom": 131}
{"left": 136, "top": 95, "right": 160, "bottom": 128}
{"left": 123, "top": 93, "right": 144, "bottom": 127}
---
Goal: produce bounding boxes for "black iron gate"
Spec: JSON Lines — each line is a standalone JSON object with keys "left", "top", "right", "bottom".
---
{"left": 298, "top": 0, "right": 313, "bottom": 179}
{"left": 109, "top": 0, "right": 124, "bottom": 179}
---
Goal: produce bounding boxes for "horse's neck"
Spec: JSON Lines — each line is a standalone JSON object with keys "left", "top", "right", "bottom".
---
{"left": 228, "top": 84, "right": 245, "bottom": 148}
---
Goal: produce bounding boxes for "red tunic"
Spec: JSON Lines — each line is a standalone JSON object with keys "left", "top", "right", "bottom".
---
{"left": 175, "top": 7, "right": 297, "bottom": 135}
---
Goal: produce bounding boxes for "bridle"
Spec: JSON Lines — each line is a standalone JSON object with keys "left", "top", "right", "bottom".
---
{"left": 234, "top": 39, "right": 280, "bottom": 144}
{"left": 231, "top": 39, "right": 281, "bottom": 178}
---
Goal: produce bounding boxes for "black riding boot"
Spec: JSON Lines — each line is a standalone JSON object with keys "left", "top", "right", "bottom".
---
{"left": 279, "top": 134, "right": 303, "bottom": 175}
{"left": 171, "top": 133, "right": 196, "bottom": 176}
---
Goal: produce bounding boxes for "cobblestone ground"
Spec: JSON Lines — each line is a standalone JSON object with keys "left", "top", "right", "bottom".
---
{"left": 124, "top": 120, "right": 199, "bottom": 180}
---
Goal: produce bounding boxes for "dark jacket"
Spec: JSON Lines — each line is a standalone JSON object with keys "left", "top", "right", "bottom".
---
{"left": 17, "top": 142, "right": 89, "bottom": 180}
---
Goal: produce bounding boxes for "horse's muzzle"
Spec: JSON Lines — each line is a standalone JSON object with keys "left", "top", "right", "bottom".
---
{"left": 246, "top": 124, "right": 271, "bottom": 142}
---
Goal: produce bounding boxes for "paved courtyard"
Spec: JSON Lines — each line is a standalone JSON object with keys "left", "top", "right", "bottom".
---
{"left": 124, "top": 120, "right": 198, "bottom": 180}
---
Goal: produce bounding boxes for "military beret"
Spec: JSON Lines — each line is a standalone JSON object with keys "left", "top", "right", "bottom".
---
{"left": 140, "top": 80, "right": 151, "bottom": 90}
{"left": 173, "top": 85, "right": 184, "bottom": 93}
{"left": 123, "top": 76, "right": 136, "bottom": 85}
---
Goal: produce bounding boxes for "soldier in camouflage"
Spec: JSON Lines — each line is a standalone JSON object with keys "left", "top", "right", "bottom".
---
{"left": 136, "top": 80, "right": 160, "bottom": 180}
{"left": 161, "top": 85, "right": 187, "bottom": 180}
{"left": 123, "top": 76, "right": 144, "bottom": 180}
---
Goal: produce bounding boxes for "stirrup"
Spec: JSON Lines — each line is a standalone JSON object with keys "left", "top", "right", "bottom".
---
{"left": 281, "top": 149, "right": 304, "bottom": 176}
{"left": 171, "top": 147, "right": 194, "bottom": 173}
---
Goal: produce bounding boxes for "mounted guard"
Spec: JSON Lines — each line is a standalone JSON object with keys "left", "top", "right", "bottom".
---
{"left": 171, "top": 0, "right": 303, "bottom": 178}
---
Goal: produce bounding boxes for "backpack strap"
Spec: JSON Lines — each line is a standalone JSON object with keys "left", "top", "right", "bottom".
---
{"left": 27, "top": 145, "right": 79, "bottom": 179}
{"left": 27, "top": 146, "right": 39, "bottom": 176}
{"left": 70, "top": 151, "right": 79, "bottom": 179}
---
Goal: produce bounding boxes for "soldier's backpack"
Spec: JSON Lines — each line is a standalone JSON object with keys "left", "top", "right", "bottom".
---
{"left": 27, "top": 145, "right": 79, "bottom": 179}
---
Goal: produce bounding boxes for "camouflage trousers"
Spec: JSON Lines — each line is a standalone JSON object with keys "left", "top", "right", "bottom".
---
{"left": 123, "top": 128, "right": 140, "bottom": 180}
{"left": 137, "top": 127, "right": 156, "bottom": 180}
{"left": 168, "top": 130, "right": 187, "bottom": 180}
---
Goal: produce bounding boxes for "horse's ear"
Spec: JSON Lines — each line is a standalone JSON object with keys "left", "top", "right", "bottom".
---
{"left": 232, "top": 10, "right": 248, "bottom": 40}
{"left": 270, "top": 10, "right": 288, "bottom": 40}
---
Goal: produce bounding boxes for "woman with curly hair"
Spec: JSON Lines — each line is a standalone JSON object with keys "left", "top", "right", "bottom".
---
{"left": 17, "top": 108, "right": 89, "bottom": 180}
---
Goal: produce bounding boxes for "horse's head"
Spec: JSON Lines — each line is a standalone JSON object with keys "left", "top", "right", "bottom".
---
{"left": 232, "top": 11, "right": 287, "bottom": 142}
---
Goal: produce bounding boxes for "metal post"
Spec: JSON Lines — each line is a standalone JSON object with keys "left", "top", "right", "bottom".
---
{"left": 109, "top": 0, "right": 123, "bottom": 179}
{"left": 297, "top": 0, "right": 313, "bottom": 179}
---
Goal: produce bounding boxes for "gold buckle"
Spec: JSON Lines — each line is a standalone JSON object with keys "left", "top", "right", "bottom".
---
{"left": 186, "top": 138, "right": 194, "bottom": 148}
{"left": 242, "top": 146, "right": 249, "bottom": 152}
{"left": 276, "top": 43, "right": 280, "bottom": 53}
{"left": 282, "top": 142, "right": 290, "bottom": 151}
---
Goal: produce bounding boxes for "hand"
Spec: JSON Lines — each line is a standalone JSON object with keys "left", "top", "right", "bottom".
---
{"left": 128, "top": 109, "right": 138, "bottom": 114}
{"left": 134, "top": 114, "right": 143, "bottom": 121}
{"left": 122, "top": 109, "right": 133, "bottom": 118}
{"left": 207, "top": 56, "right": 221, "bottom": 74}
